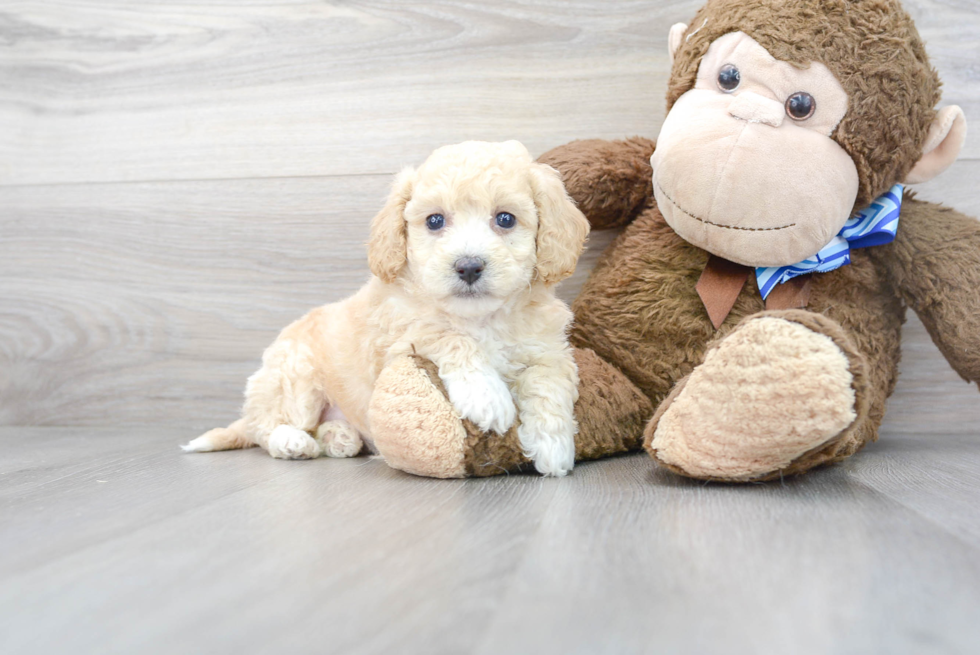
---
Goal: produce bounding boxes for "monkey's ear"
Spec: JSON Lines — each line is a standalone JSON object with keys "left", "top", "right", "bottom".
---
{"left": 906, "top": 106, "right": 968, "bottom": 184}
{"left": 530, "top": 163, "right": 590, "bottom": 286}
{"left": 368, "top": 167, "right": 416, "bottom": 283}
{"left": 668, "top": 23, "right": 688, "bottom": 66}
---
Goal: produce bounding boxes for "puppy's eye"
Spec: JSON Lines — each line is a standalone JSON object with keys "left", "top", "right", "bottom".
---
{"left": 495, "top": 212, "right": 516, "bottom": 229}
{"left": 717, "top": 64, "right": 740, "bottom": 92}
{"left": 426, "top": 214, "right": 445, "bottom": 231}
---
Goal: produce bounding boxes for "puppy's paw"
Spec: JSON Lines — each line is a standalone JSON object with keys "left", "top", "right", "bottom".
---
{"left": 315, "top": 420, "right": 363, "bottom": 458}
{"left": 444, "top": 370, "right": 516, "bottom": 434}
{"left": 519, "top": 424, "right": 575, "bottom": 477}
{"left": 267, "top": 425, "right": 322, "bottom": 460}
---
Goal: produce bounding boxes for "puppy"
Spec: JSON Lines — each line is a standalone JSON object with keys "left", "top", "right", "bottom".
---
{"left": 183, "top": 140, "right": 590, "bottom": 476}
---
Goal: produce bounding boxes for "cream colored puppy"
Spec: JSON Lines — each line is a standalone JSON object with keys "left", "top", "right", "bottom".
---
{"left": 183, "top": 140, "right": 590, "bottom": 476}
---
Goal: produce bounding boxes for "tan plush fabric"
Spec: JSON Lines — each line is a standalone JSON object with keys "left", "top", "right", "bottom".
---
{"left": 369, "top": 355, "right": 468, "bottom": 479}
{"left": 906, "top": 106, "right": 968, "bottom": 184}
{"left": 646, "top": 313, "right": 863, "bottom": 481}
{"left": 667, "top": 0, "right": 941, "bottom": 210}
{"left": 653, "top": 32, "right": 861, "bottom": 268}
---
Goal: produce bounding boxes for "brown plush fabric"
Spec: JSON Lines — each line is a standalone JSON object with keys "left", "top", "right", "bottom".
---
{"left": 869, "top": 197, "right": 980, "bottom": 388}
{"left": 668, "top": 0, "right": 940, "bottom": 209}
{"left": 570, "top": 348, "right": 652, "bottom": 460}
{"left": 538, "top": 137, "right": 657, "bottom": 230}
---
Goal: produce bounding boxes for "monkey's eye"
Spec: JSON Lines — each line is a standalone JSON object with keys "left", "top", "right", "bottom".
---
{"left": 717, "top": 64, "right": 740, "bottom": 92}
{"left": 426, "top": 214, "right": 445, "bottom": 230}
{"left": 495, "top": 212, "right": 516, "bottom": 229}
{"left": 786, "top": 92, "right": 816, "bottom": 120}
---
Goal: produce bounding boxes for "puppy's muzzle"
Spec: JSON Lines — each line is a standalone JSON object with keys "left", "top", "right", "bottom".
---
{"left": 454, "top": 257, "right": 485, "bottom": 286}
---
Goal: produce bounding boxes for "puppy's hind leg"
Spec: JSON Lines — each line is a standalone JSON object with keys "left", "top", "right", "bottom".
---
{"left": 245, "top": 339, "right": 327, "bottom": 460}
{"left": 315, "top": 406, "right": 364, "bottom": 458}
{"left": 316, "top": 422, "right": 363, "bottom": 458}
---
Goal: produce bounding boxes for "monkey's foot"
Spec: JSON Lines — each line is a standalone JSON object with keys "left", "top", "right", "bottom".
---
{"left": 369, "top": 355, "right": 527, "bottom": 478}
{"left": 369, "top": 350, "right": 652, "bottom": 479}
{"left": 645, "top": 310, "right": 869, "bottom": 482}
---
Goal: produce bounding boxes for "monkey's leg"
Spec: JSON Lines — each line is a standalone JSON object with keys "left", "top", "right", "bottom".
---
{"left": 645, "top": 309, "right": 873, "bottom": 482}
{"left": 369, "top": 349, "right": 652, "bottom": 478}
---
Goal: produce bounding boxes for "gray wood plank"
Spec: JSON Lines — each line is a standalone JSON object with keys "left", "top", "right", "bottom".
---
{"left": 0, "top": 175, "right": 387, "bottom": 427}
{"left": 849, "top": 431, "right": 980, "bottom": 548}
{"left": 0, "top": 427, "right": 562, "bottom": 655}
{"left": 1, "top": 0, "right": 976, "bottom": 186}
{"left": 2, "top": 427, "right": 979, "bottom": 655}
{"left": 473, "top": 458, "right": 980, "bottom": 655}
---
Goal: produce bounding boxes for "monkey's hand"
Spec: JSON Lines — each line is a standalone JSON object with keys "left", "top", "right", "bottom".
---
{"left": 538, "top": 137, "right": 656, "bottom": 230}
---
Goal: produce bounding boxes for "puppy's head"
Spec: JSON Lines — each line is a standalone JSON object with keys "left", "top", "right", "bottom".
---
{"left": 367, "top": 140, "right": 589, "bottom": 315}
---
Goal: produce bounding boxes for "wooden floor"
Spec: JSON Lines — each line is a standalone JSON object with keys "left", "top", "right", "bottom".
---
{"left": 2, "top": 1, "right": 980, "bottom": 653}
{"left": 3, "top": 383, "right": 980, "bottom": 654}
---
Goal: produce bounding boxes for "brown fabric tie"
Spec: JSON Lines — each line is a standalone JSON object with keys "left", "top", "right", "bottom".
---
{"left": 696, "top": 255, "right": 751, "bottom": 330}
{"left": 764, "top": 275, "right": 813, "bottom": 311}
{"left": 696, "top": 255, "right": 813, "bottom": 329}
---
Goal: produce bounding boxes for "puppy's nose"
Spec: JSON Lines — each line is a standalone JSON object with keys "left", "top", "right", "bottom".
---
{"left": 454, "top": 257, "right": 485, "bottom": 285}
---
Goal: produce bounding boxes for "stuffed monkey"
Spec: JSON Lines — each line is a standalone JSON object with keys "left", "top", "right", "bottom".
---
{"left": 369, "top": 0, "right": 978, "bottom": 482}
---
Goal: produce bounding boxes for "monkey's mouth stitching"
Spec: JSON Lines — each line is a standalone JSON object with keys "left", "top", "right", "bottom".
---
{"left": 655, "top": 181, "right": 796, "bottom": 232}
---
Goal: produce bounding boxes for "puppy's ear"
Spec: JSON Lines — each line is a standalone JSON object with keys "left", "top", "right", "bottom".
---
{"left": 530, "top": 162, "right": 590, "bottom": 286}
{"left": 368, "top": 167, "right": 416, "bottom": 283}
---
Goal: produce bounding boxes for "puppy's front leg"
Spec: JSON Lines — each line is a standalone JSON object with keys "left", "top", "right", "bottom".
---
{"left": 512, "top": 349, "right": 579, "bottom": 477}
{"left": 417, "top": 335, "right": 516, "bottom": 435}
{"left": 441, "top": 364, "right": 517, "bottom": 435}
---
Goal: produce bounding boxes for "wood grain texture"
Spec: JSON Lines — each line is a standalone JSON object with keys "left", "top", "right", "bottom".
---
{"left": 0, "top": 174, "right": 389, "bottom": 426}
{"left": 1, "top": 0, "right": 977, "bottom": 186}
{"left": 1, "top": 427, "right": 979, "bottom": 655}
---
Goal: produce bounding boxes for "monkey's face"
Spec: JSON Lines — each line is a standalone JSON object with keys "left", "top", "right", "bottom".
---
{"left": 652, "top": 32, "right": 859, "bottom": 268}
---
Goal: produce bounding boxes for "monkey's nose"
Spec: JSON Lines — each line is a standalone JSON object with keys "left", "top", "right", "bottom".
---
{"left": 728, "top": 91, "right": 784, "bottom": 127}
{"left": 454, "top": 257, "right": 485, "bottom": 285}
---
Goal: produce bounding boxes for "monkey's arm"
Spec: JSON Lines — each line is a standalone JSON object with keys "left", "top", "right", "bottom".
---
{"left": 538, "top": 137, "right": 656, "bottom": 229}
{"left": 874, "top": 197, "right": 980, "bottom": 387}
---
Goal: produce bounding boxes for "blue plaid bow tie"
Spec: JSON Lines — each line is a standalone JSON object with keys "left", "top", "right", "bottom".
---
{"left": 755, "top": 184, "right": 904, "bottom": 299}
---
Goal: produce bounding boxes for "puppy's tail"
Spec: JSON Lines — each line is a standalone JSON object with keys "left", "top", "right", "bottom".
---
{"left": 182, "top": 418, "right": 254, "bottom": 453}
